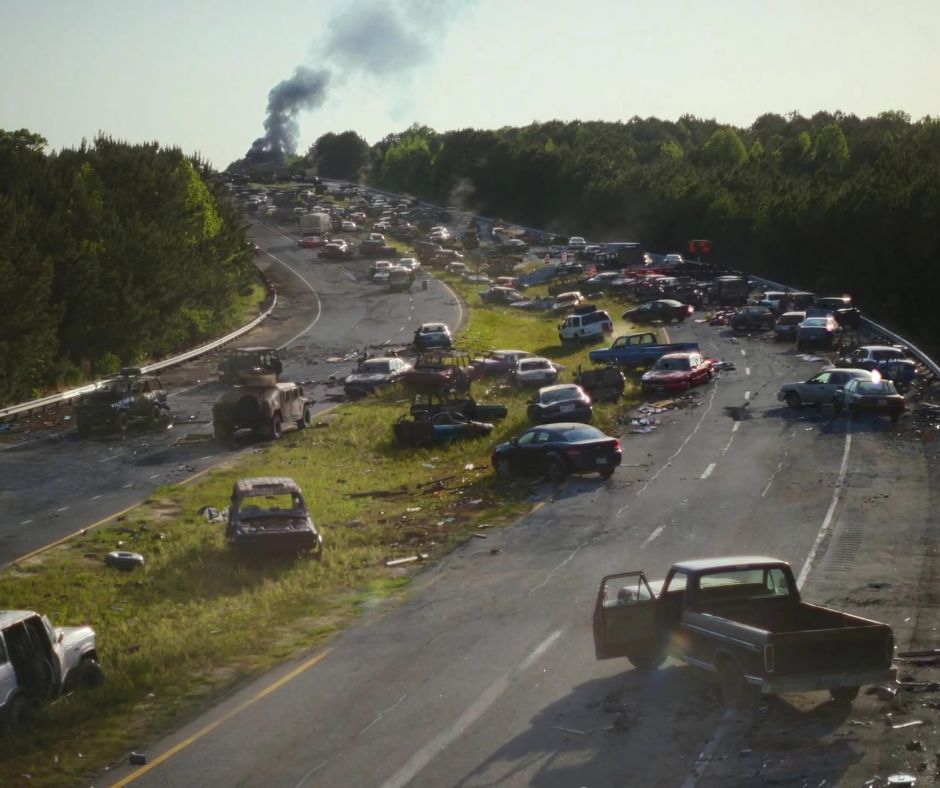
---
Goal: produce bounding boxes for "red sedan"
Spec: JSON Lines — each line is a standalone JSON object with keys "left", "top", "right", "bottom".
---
{"left": 641, "top": 352, "right": 713, "bottom": 392}
{"left": 298, "top": 235, "right": 329, "bottom": 248}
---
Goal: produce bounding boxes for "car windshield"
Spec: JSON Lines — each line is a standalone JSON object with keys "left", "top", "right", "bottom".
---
{"left": 359, "top": 361, "right": 392, "bottom": 373}
{"left": 559, "top": 425, "right": 604, "bottom": 441}
{"left": 421, "top": 325, "right": 446, "bottom": 333}
{"left": 654, "top": 356, "right": 691, "bottom": 371}
{"left": 540, "top": 386, "right": 581, "bottom": 404}
{"left": 520, "top": 360, "right": 551, "bottom": 371}
{"left": 802, "top": 318, "right": 829, "bottom": 327}
{"left": 779, "top": 314, "right": 803, "bottom": 324}
{"left": 857, "top": 381, "right": 896, "bottom": 395}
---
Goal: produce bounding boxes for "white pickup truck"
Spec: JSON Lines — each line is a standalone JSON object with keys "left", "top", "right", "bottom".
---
{"left": 0, "top": 610, "right": 102, "bottom": 727}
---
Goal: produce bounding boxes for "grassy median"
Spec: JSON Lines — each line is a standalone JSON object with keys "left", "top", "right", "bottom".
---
{"left": 0, "top": 269, "right": 647, "bottom": 784}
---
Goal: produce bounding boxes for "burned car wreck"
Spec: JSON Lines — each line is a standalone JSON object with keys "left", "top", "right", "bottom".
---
{"left": 226, "top": 477, "right": 322, "bottom": 557}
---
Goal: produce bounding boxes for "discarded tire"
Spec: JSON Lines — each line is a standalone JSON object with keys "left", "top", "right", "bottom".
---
{"left": 105, "top": 551, "right": 145, "bottom": 571}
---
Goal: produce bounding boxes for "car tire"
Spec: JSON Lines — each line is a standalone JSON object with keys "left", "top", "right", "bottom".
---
{"left": 625, "top": 646, "right": 665, "bottom": 671}
{"left": 268, "top": 414, "right": 283, "bottom": 440}
{"left": 494, "top": 456, "right": 512, "bottom": 478}
{"left": 829, "top": 685, "right": 860, "bottom": 704}
{"left": 117, "top": 411, "right": 130, "bottom": 432}
{"left": 297, "top": 405, "right": 311, "bottom": 430}
{"left": 150, "top": 404, "right": 162, "bottom": 422}
{"left": 105, "top": 551, "right": 145, "bottom": 571}
{"left": 599, "top": 466, "right": 616, "bottom": 480}
{"left": 5, "top": 695, "right": 36, "bottom": 731}
{"left": 546, "top": 455, "right": 567, "bottom": 484}
{"left": 785, "top": 391, "right": 802, "bottom": 409}
{"left": 76, "top": 658, "right": 104, "bottom": 690}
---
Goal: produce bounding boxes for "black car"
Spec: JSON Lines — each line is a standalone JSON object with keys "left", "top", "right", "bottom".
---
{"left": 623, "top": 299, "right": 693, "bottom": 324}
{"left": 730, "top": 305, "right": 775, "bottom": 332}
{"left": 491, "top": 423, "right": 622, "bottom": 482}
{"left": 527, "top": 384, "right": 593, "bottom": 424}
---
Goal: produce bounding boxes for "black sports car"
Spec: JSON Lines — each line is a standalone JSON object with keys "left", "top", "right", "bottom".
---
{"left": 491, "top": 422, "right": 621, "bottom": 482}
{"left": 622, "top": 299, "right": 693, "bottom": 324}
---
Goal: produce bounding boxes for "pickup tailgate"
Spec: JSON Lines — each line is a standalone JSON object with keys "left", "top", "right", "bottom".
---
{"left": 765, "top": 608, "right": 894, "bottom": 691}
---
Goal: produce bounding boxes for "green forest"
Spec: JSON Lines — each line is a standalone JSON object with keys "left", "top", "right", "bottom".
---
{"left": 0, "top": 130, "right": 255, "bottom": 406}
{"left": 300, "top": 112, "right": 940, "bottom": 351}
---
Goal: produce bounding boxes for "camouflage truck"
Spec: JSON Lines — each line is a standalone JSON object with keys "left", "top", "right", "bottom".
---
{"left": 212, "top": 380, "right": 312, "bottom": 441}
{"left": 217, "top": 347, "right": 283, "bottom": 385}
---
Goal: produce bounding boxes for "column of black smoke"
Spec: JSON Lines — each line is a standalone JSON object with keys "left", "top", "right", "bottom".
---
{"left": 245, "top": 66, "right": 331, "bottom": 164}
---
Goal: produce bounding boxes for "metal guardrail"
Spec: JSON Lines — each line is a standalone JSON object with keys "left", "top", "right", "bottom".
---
{"left": 748, "top": 275, "right": 940, "bottom": 382}
{"left": 0, "top": 273, "right": 278, "bottom": 424}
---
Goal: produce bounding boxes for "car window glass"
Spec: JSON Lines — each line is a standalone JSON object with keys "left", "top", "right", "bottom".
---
{"left": 812, "top": 373, "right": 831, "bottom": 384}
{"left": 663, "top": 571, "right": 687, "bottom": 594}
{"left": 534, "top": 431, "right": 553, "bottom": 444}
{"left": 0, "top": 635, "right": 7, "bottom": 664}
{"left": 517, "top": 431, "right": 537, "bottom": 445}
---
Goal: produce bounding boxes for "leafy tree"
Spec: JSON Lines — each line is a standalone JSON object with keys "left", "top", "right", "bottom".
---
{"left": 701, "top": 129, "right": 748, "bottom": 168}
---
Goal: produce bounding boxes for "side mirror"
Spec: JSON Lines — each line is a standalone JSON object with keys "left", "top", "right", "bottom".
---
{"left": 509, "top": 438, "right": 518, "bottom": 446}
{"left": 57, "top": 632, "right": 64, "bottom": 644}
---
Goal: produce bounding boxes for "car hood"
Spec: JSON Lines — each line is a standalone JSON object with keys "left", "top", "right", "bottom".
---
{"left": 534, "top": 398, "right": 587, "bottom": 409}
{"left": 642, "top": 370, "right": 688, "bottom": 382}
{"left": 345, "top": 373, "right": 389, "bottom": 385}
{"left": 57, "top": 625, "right": 96, "bottom": 651}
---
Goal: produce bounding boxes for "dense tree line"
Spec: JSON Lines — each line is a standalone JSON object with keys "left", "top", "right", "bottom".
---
{"left": 0, "top": 130, "right": 255, "bottom": 405}
{"left": 350, "top": 112, "right": 940, "bottom": 350}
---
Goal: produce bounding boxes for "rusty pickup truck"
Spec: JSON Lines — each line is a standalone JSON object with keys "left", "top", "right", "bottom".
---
{"left": 593, "top": 556, "right": 896, "bottom": 711}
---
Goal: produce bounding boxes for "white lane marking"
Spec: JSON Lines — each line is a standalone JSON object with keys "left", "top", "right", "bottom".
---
{"left": 740, "top": 349, "right": 747, "bottom": 357}
{"left": 56, "top": 506, "right": 69, "bottom": 513}
{"left": 640, "top": 524, "right": 667, "bottom": 549}
{"left": 761, "top": 460, "right": 785, "bottom": 498}
{"left": 616, "top": 382, "right": 720, "bottom": 519}
{"left": 732, "top": 422, "right": 740, "bottom": 432}
{"left": 720, "top": 433, "right": 736, "bottom": 456}
{"left": 98, "top": 452, "right": 125, "bottom": 463}
{"left": 745, "top": 367, "right": 751, "bottom": 376}
{"left": 700, "top": 462, "right": 716, "bottom": 480}
{"left": 380, "top": 628, "right": 564, "bottom": 788}
{"left": 359, "top": 694, "right": 407, "bottom": 735}
{"left": 681, "top": 709, "right": 736, "bottom": 788}
{"left": 20, "top": 519, "right": 33, "bottom": 526}
{"left": 797, "top": 427, "right": 852, "bottom": 589}
{"left": 91, "top": 494, "right": 102, "bottom": 501}
{"left": 122, "top": 482, "right": 134, "bottom": 489}
{"left": 258, "top": 248, "right": 323, "bottom": 350}
{"left": 399, "top": 326, "right": 405, "bottom": 332}
{"left": 198, "top": 455, "right": 211, "bottom": 462}
{"left": 150, "top": 473, "right": 160, "bottom": 480}
{"left": 743, "top": 390, "right": 751, "bottom": 401}
{"left": 528, "top": 545, "right": 585, "bottom": 595}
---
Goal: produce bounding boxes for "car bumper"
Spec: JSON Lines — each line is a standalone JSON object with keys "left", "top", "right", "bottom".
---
{"left": 752, "top": 666, "right": 896, "bottom": 695}
{"left": 642, "top": 379, "right": 691, "bottom": 393}
{"left": 571, "top": 450, "right": 622, "bottom": 473}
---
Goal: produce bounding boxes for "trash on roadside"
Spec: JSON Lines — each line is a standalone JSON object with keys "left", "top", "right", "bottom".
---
{"left": 129, "top": 752, "right": 148, "bottom": 766}
{"left": 712, "top": 360, "right": 737, "bottom": 372}
{"left": 384, "top": 553, "right": 429, "bottom": 567}
{"left": 471, "top": 532, "right": 487, "bottom": 539}
{"left": 890, "top": 719, "right": 924, "bottom": 730}
{"left": 105, "top": 551, "right": 145, "bottom": 571}
{"left": 849, "top": 719, "right": 873, "bottom": 727}
{"left": 868, "top": 684, "right": 899, "bottom": 700}
{"left": 905, "top": 739, "right": 926, "bottom": 752}
{"left": 797, "top": 354, "right": 825, "bottom": 362}
{"left": 197, "top": 506, "right": 227, "bottom": 523}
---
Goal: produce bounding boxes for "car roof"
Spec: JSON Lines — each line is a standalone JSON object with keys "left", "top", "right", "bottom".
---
{"left": 656, "top": 299, "right": 683, "bottom": 306}
{"left": 538, "top": 383, "right": 581, "bottom": 393}
{"left": 819, "top": 366, "right": 873, "bottom": 376}
{"left": 420, "top": 323, "right": 448, "bottom": 331}
{"left": 233, "top": 476, "right": 301, "bottom": 495}
{"left": 672, "top": 556, "right": 788, "bottom": 573}
{"left": 779, "top": 311, "right": 806, "bottom": 318}
{"left": 0, "top": 611, "right": 38, "bottom": 629}
{"left": 519, "top": 356, "right": 552, "bottom": 364}
{"left": 658, "top": 352, "right": 697, "bottom": 360}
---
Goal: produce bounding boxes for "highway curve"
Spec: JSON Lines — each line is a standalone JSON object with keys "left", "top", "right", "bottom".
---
{"left": 0, "top": 224, "right": 462, "bottom": 564}
{"left": 106, "top": 318, "right": 940, "bottom": 787}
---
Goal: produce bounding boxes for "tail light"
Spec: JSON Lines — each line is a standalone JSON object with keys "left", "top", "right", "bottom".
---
{"left": 764, "top": 644, "right": 775, "bottom": 673}
{"left": 612, "top": 439, "right": 621, "bottom": 451}
{"left": 687, "top": 305, "right": 694, "bottom": 314}
{"left": 565, "top": 447, "right": 583, "bottom": 456}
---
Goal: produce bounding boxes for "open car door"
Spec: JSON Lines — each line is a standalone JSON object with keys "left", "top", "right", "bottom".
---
{"left": 593, "top": 571, "right": 659, "bottom": 660}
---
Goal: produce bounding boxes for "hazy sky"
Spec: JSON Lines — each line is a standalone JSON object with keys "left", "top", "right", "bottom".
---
{"left": 2, "top": 0, "right": 938, "bottom": 169}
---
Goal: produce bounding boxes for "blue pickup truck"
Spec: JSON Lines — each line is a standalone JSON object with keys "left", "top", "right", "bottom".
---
{"left": 589, "top": 332, "right": 699, "bottom": 369}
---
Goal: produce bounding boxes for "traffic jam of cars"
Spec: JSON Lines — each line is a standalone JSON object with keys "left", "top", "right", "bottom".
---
{"left": 275, "top": 184, "right": 927, "bottom": 493}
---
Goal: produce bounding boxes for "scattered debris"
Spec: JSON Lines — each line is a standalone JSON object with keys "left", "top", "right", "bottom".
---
{"left": 406, "top": 507, "right": 422, "bottom": 512}
{"left": 898, "top": 649, "right": 940, "bottom": 659}
{"left": 105, "top": 551, "right": 145, "bottom": 571}
{"left": 489, "top": 548, "right": 501, "bottom": 555}
{"left": 849, "top": 719, "right": 874, "bottom": 727}
{"left": 868, "top": 684, "right": 899, "bottom": 699}
{"left": 129, "top": 752, "right": 148, "bottom": 766}
{"left": 552, "top": 726, "right": 590, "bottom": 736}
{"left": 384, "top": 553, "right": 429, "bottom": 567}
{"left": 348, "top": 489, "right": 409, "bottom": 499}
{"left": 471, "top": 532, "right": 487, "bottom": 539}
{"left": 197, "top": 506, "right": 226, "bottom": 523}
{"left": 797, "top": 354, "right": 825, "bottom": 362}
{"left": 885, "top": 774, "right": 917, "bottom": 787}
{"left": 906, "top": 739, "right": 926, "bottom": 752}
{"left": 712, "top": 360, "right": 737, "bottom": 372}
{"left": 890, "top": 719, "right": 924, "bottom": 730}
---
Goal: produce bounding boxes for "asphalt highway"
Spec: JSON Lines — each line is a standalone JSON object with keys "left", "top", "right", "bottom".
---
{"left": 106, "top": 317, "right": 935, "bottom": 787}
{"left": 0, "top": 223, "right": 462, "bottom": 564}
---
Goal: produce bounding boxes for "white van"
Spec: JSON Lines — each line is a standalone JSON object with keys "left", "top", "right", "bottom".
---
{"left": 559, "top": 309, "right": 614, "bottom": 344}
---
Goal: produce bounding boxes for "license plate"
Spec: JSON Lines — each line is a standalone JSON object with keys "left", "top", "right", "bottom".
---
{"left": 596, "top": 457, "right": 608, "bottom": 465}
{"left": 877, "top": 398, "right": 887, "bottom": 405}
{"left": 560, "top": 403, "right": 574, "bottom": 412}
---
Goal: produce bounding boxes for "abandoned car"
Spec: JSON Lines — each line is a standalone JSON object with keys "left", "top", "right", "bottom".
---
{"left": 75, "top": 368, "right": 169, "bottom": 436}
{"left": 227, "top": 477, "right": 322, "bottom": 556}
{"left": 393, "top": 410, "right": 495, "bottom": 447}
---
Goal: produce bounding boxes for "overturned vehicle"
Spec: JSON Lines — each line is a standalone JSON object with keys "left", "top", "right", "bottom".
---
{"left": 393, "top": 410, "right": 495, "bottom": 447}
{"left": 227, "top": 477, "right": 322, "bottom": 556}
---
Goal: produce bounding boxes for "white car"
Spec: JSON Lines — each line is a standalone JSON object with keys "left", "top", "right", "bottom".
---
{"left": 368, "top": 232, "right": 385, "bottom": 243}
{"left": 512, "top": 357, "right": 561, "bottom": 387}
{"left": 664, "top": 253, "right": 684, "bottom": 265}
{"left": 568, "top": 236, "right": 586, "bottom": 249}
{"left": 446, "top": 261, "right": 469, "bottom": 275}
{"left": 341, "top": 220, "right": 357, "bottom": 232}
{"left": 370, "top": 260, "right": 393, "bottom": 281}
{"left": 558, "top": 309, "right": 614, "bottom": 344}
{"left": 552, "top": 291, "right": 586, "bottom": 312}
{"left": 398, "top": 257, "right": 421, "bottom": 272}
{"left": 344, "top": 357, "right": 413, "bottom": 397}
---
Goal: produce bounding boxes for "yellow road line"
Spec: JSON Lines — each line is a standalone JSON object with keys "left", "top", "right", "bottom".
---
{"left": 10, "top": 466, "right": 214, "bottom": 566}
{"left": 110, "top": 649, "right": 331, "bottom": 787}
